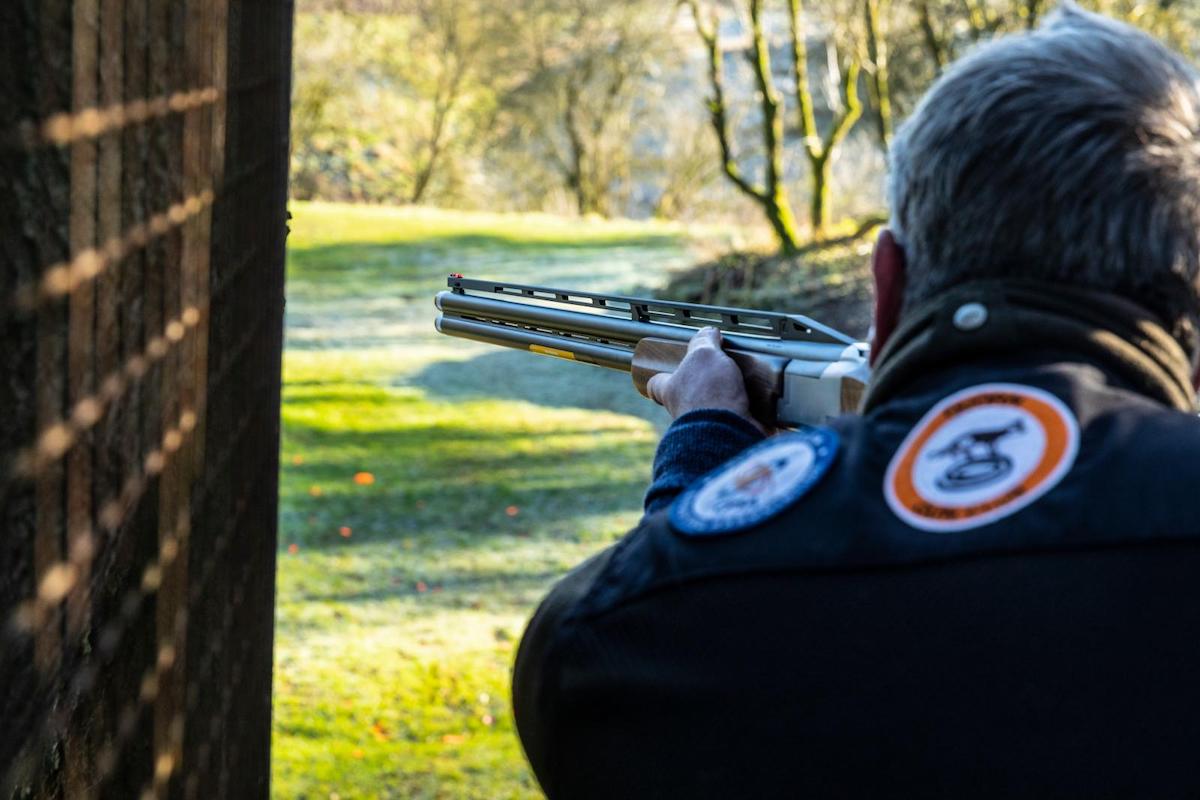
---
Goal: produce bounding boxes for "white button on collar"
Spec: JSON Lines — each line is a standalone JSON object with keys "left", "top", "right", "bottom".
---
{"left": 953, "top": 302, "right": 988, "bottom": 331}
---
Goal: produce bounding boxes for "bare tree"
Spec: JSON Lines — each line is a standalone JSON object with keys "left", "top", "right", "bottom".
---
{"left": 687, "top": 0, "right": 803, "bottom": 248}
{"left": 405, "top": 2, "right": 470, "bottom": 203}
{"left": 496, "top": 0, "right": 669, "bottom": 217}
{"left": 789, "top": 0, "right": 864, "bottom": 236}
{"left": 687, "top": 0, "right": 863, "bottom": 246}
{"left": 381, "top": 0, "right": 498, "bottom": 205}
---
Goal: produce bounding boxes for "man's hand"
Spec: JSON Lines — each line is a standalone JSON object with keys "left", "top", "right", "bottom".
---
{"left": 645, "top": 327, "right": 761, "bottom": 429}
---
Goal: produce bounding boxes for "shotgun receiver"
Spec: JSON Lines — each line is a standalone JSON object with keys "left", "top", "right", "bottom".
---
{"left": 434, "top": 276, "right": 870, "bottom": 427}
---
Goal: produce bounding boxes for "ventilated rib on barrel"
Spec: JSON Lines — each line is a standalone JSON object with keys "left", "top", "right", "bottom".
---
{"left": 434, "top": 276, "right": 870, "bottom": 427}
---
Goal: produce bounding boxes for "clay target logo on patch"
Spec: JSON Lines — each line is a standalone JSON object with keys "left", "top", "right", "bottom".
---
{"left": 884, "top": 383, "right": 1079, "bottom": 532}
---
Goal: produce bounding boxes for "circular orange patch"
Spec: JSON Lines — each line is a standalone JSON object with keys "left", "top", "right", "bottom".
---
{"left": 884, "top": 383, "right": 1079, "bottom": 532}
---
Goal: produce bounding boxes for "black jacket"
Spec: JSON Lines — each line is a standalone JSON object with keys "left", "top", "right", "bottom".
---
{"left": 513, "top": 281, "right": 1200, "bottom": 799}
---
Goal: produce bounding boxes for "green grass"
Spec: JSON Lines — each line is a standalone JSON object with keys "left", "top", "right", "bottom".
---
{"left": 273, "top": 202, "right": 705, "bottom": 798}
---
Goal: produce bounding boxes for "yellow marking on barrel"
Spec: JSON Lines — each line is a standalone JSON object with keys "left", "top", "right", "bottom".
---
{"left": 529, "top": 345, "right": 576, "bottom": 361}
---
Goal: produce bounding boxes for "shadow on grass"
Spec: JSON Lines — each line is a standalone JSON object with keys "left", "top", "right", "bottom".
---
{"left": 285, "top": 565, "right": 569, "bottom": 607}
{"left": 407, "top": 349, "right": 670, "bottom": 429}
{"left": 281, "top": 415, "right": 638, "bottom": 440}
{"left": 279, "top": 411, "right": 653, "bottom": 551}
{"left": 279, "top": 476, "right": 649, "bottom": 537}
{"left": 273, "top": 562, "right": 575, "bottom": 639}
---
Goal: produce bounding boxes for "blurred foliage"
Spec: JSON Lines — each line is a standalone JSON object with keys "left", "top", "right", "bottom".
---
{"left": 291, "top": 0, "right": 1198, "bottom": 230}
{"left": 291, "top": 0, "right": 714, "bottom": 217}
{"left": 486, "top": 0, "right": 686, "bottom": 217}
{"left": 291, "top": 3, "right": 503, "bottom": 205}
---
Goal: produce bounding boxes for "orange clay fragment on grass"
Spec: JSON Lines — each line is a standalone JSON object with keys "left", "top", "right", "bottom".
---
{"left": 353, "top": 471, "right": 375, "bottom": 486}
{"left": 441, "top": 734, "right": 467, "bottom": 745}
{"left": 287, "top": 543, "right": 299, "bottom": 554}
{"left": 505, "top": 505, "right": 519, "bottom": 517}
{"left": 339, "top": 526, "right": 352, "bottom": 538}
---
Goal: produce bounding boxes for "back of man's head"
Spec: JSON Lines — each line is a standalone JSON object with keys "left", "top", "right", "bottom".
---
{"left": 889, "top": 2, "right": 1200, "bottom": 355}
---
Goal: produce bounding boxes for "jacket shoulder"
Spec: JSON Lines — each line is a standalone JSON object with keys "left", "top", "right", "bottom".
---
{"left": 1067, "top": 401, "right": 1200, "bottom": 535}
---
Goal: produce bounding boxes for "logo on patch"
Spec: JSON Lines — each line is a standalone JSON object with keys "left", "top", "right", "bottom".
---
{"left": 884, "top": 383, "right": 1079, "bottom": 532}
{"left": 671, "top": 427, "right": 839, "bottom": 536}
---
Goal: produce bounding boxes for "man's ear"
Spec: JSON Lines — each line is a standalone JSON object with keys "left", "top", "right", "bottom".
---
{"left": 870, "top": 228, "right": 906, "bottom": 367}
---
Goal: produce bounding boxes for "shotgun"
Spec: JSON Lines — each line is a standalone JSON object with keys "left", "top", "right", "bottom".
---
{"left": 434, "top": 275, "right": 870, "bottom": 428}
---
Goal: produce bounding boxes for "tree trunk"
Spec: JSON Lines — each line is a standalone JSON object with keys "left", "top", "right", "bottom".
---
{"left": 411, "top": 93, "right": 451, "bottom": 204}
{"left": 916, "top": 0, "right": 950, "bottom": 69}
{"left": 564, "top": 81, "right": 591, "bottom": 217}
{"left": 409, "top": 146, "right": 439, "bottom": 205}
{"left": 863, "top": 0, "right": 892, "bottom": 153}
{"left": 408, "top": 11, "right": 469, "bottom": 206}
{"left": 410, "top": 92, "right": 448, "bottom": 204}
{"left": 788, "top": 0, "right": 862, "bottom": 239}
{"left": 767, "top": 192, "right": 802, "bottom": 253}
{"left": 748, "top": 0, "right": 801, "bottom": 251}
{"left": 686, "top": 0, "right": 799, "bottom": 252}
{"left": 810, "top": 154, "right": 832, "bottom": 236}
{"left": 573, "top": 183, "right": 588, "bottom": 217}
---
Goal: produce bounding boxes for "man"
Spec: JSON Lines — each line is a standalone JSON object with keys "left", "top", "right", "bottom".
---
{"left": 513, "top": 5, "right": 1200, "bottom": 797}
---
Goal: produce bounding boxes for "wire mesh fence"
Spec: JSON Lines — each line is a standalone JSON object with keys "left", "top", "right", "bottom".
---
{"left": 1, "top": 1, "right": 293, "bottom": 796}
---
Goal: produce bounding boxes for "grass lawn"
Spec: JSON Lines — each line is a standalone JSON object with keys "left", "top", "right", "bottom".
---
{"left": 273, "top": 202, "right": 706, "bottom": 798}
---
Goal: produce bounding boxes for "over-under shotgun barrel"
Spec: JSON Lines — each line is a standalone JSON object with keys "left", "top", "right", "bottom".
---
{"left": 434, "top": 276, "right": 870, "bottom": 426}
{"left": 434, "top": 314, "right": 635, "bottom": 370}
{"left": 434, "top": 290, "right": 854, "bottom": 363}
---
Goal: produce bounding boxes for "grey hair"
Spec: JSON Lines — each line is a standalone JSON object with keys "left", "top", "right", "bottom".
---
{"left": 888, "top": 2, "right": 1200, "bottom": 355}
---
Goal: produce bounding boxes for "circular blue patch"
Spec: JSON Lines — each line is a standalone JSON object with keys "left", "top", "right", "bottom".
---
{"left": 670, "top": 427, "right": 840, "bottom": 536}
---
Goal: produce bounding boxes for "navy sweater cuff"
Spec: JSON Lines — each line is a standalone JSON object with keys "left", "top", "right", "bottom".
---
{"left": 643, "top": 409, "right": 766, "bottom": 514}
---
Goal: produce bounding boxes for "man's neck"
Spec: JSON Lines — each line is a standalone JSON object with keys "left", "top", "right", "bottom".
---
{"left": 863, "top": 279, "right": 1197, "bottom": 414}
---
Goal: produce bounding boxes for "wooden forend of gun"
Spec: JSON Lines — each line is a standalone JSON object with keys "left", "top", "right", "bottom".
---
{"left": 434, "top": 275, "right": 870, "bottom": 428}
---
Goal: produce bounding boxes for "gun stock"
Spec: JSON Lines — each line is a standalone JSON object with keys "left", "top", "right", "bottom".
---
{"left": 434, "top": 276, "right": 870, "bottom": 427}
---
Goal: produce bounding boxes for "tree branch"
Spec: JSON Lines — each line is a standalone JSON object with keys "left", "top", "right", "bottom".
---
{"left": 685, "top": 0, "right": 764, "bottom": 202}
{"left": 862, "top": 0, "right": 892, "bottom": 152}
{"left": 748, "top": 0, "right": 785, "bottom": 195}
{"left": 787, "top": 0, "right": 821, "bottom": 161}
{"left": 822, "top": 56, "right": 863, "bottom": 155}
{"left": 916, "top": 0, "right": 950, "bottom": 69}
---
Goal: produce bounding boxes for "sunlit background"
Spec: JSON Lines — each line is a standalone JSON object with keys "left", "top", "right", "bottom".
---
{"left": 271, "top": 2, "right": 1199, "bottom": 797}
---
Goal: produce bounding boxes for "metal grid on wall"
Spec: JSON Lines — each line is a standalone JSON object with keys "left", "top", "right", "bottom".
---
{"left": 1, "top": 1, "right": 293, "bottom": 796}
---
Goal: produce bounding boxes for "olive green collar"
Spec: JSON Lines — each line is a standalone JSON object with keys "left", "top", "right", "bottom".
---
{"left": 862, "top": 279, "right": 1198, "bottom": 414}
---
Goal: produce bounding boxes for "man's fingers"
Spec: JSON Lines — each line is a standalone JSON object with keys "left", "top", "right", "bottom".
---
{"left": 645, "top": 372, "right": 669, "bottom": 406}
{"left": 686, "top": 326, "right": 722, "bottom": 354}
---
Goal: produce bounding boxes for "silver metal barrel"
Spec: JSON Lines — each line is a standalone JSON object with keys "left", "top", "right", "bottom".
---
{"left": 435, "top": 290, "right": 856, "bottom": 363}
{"left": 434, "top": 278, "right": 872, "bottom": 428}
{"left": 435, "top": 315, "right": 636, "bottom": 370}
